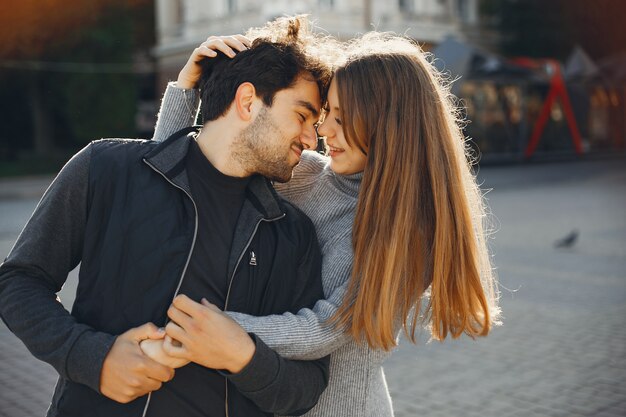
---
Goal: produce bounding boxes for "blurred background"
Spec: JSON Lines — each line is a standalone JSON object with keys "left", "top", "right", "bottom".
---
{"left": 1, "top": 0, "right": 625, "bottom": 173}
{"left": 0, "top": 1, "right": 625, "bottom": 416}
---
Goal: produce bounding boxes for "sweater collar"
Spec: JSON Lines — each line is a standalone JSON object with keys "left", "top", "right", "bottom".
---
{"left": 330, "top": 169, "right": 363, "bottom": 198}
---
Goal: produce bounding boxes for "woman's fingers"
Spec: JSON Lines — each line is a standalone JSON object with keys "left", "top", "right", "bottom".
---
{"left": 233, "top": 34, "right": 252, "bottom": 48}
{"left": 167, "top": 305, "right": 192, "bottom": 330}
{"left": 223, "top": 35, "right": 249, "bottom": 52}
{"left": 196, "top": 45, "right": 217, "bottom": 58}
{"left": 202, "top": 38, "right": 236, "bottom": 57}
{"left": 197, "top": 35, "right": 249, "bottom": 60}
{"left": 200, "top": 298, "right": 221, "bottom": 312}
{"left": 162, "top": 334, "right": 187, "bottom": 357}
{"left": 206, "top": 34, "right": 251, "bottom": 49}
{"left": 177, "top": 34, "right": 250, "bottom": 88}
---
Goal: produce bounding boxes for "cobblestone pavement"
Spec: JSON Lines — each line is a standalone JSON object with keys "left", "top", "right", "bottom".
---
{"left": 1, "top": 159, "right": 625, "bottom": 417}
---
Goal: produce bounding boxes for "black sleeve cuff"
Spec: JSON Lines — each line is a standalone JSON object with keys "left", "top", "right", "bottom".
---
{"left": 220, "top": 334, "right": 280, "bottom": 393}
{"left": 65, "top": 329, "right": 116, "bottom": 393}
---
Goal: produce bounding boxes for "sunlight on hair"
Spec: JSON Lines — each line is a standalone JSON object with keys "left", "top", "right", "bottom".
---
{"left": 327, "top": 31, "right": 501, "bottom": 350}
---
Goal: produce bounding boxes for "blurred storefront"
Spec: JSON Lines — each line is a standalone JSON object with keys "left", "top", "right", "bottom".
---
{"left": 434, "top": 38, "right": 626, "bottom": 161}
{"left": 152, "top": 1, "right": 624, "bottom": 161}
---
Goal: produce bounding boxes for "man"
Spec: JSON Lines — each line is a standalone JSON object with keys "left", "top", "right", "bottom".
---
{"left": 0, "top": 17, "right": 331, "bottom": 417}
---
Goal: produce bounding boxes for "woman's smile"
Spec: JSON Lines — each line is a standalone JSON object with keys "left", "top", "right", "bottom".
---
{"left": 327, "top": 143, "right": 344, "bottom": 157}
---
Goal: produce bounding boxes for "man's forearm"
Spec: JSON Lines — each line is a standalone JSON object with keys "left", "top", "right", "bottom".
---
{"left": 0, "top": 270, "right": 115, "bottom": 391}
{"left": 0, "top": 144, "right": 115, "bottom": 392}
{"left": 225, "top": 335, "right": 329, "bottom": 415}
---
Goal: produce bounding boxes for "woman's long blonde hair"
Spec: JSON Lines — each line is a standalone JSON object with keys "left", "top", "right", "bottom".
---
{"left": 330, "top": 33, "right": 500, "bottom": 350}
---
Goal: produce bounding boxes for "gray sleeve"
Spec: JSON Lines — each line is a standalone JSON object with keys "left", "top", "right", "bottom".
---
{"left": 0, "top": 144, "right": 116, "bottom": 393}
{"left": 227, "top": 237, "right": 354, "bottom": 360}
{"left": 224, "top": 335, "right": 329, "bottom": 415}
{"left": 153, "top": 82, "right": 200, "bottom": 142}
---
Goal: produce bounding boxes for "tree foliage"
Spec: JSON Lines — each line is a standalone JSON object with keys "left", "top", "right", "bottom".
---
{"left": 0, "top": 0, "right": 151, "bottom": 59}
{"left": 0, "top": 0, "right": 154, "bottom": 163}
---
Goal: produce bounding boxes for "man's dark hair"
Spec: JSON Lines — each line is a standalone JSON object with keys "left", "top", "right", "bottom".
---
{"left": 199, "top": 16, "right": 332, "bottom": 123}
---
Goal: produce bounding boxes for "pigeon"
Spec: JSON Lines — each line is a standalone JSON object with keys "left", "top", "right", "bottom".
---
{"left": 554, "top": 229, "right": 579, "bottom": 249}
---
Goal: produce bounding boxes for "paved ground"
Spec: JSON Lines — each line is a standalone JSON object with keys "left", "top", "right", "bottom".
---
{"left": 1, "top": 158, "right": 625, "bottom": 417}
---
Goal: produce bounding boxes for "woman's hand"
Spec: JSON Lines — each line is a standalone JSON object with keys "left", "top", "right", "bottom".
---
{"left": 177, "top": 35, "right": 252, "bottom": 89}
{"left": 140, "top": 338, "right": 190, "bottom": 369}
{"left": 162, "top": 296, "right": 256, "bottom": 374}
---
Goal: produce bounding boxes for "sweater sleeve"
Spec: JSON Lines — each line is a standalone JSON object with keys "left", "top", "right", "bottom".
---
{"left": 153, "top": 82, "right": 200, "bottom": 143}
{"left": 0, "top": 144, "right": 116, "bottom": 393}
{"left": 227, "top": 232, "right": 354, "bottom": 360}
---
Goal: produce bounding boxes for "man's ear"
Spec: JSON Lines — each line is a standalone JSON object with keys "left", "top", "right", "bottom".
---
{"left": 234, "top": 82, "right": 257, "bottom": 122}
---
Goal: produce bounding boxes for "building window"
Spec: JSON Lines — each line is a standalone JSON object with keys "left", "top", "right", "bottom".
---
{"left": 228, "top": 0, "right": 237, "bottom": 13}
{"left": 319, "top": 0, "right": 334, "bottom": 8}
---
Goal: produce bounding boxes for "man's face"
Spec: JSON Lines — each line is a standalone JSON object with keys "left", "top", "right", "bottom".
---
{"left": 232, "top": 75, "right": 321, "bottom": 182}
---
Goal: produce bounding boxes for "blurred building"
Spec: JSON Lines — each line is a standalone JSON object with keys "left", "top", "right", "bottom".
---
{"left": 153, "top": 0, "right": 485, "bottom": 88}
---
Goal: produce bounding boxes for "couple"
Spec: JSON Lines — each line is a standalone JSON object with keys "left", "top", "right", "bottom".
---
{"left": 0, "top": 15, "right": 499, "bottom": 417}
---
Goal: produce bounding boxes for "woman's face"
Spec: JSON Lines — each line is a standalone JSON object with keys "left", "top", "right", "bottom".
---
{"left": 317, "top": 79, "right": 367, "bottom": 175}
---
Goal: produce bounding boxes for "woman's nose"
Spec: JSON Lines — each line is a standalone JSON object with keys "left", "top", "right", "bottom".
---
{"left": 316, "top": 119, "right": 332, "bottom": 139}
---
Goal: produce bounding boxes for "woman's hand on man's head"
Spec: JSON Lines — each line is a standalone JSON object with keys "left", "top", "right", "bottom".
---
{"left": 177, "top": 35, "right": 252, "bottom": 89}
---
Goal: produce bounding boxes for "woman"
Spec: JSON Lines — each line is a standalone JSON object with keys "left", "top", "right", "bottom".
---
{"left": 151, "top": 30, "right": 499, "bottom": 416}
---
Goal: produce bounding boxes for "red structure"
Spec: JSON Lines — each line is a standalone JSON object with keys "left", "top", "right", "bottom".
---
{"left": 512, "top": 58, "right": 585, "bottom": 158}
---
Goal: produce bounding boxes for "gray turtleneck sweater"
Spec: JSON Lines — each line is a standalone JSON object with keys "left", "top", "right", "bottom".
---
{"left": 153, "top": 83, "right": 394, "bottom": 417}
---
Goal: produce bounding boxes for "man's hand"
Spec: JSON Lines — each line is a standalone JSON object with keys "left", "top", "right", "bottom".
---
{"left": 100, "top": 323, "right": 175, "bottom": 404}
{"left": 140, "top": 339, "right": 190, "bottom": 369}
{"left": 177, "top": 35, "right": 251, "bottom": 89}
{"left": 162, "top": 295, "right": 256, "bottom": 373}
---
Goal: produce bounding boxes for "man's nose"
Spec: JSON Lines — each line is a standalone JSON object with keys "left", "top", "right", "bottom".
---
{"left": 300, "top": 123, "right": 318, "bottom": 150}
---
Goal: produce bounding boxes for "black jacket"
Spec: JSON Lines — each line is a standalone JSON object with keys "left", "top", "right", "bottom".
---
{"left": 0, "top": 129, "right": 328, "bottom": 417}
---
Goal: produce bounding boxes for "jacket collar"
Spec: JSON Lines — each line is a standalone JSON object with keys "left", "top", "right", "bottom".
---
{"left": 143, "top": 126, "right": 284, "bottom": 219}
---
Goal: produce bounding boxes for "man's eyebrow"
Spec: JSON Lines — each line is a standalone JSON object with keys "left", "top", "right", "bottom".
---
{"left": 296, "top": 100, "right": 319, "bottom": 118}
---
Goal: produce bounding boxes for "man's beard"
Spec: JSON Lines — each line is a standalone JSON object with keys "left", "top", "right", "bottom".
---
{"left": 231, "top": 107, "right": 301, "bottom": 183}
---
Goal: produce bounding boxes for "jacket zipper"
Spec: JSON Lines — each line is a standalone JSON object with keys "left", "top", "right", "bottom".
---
{"left": 141, "top": 159, "right": 200, "bottom": 417}
{"left": 142, "top": 156, "right": 286, "bottom": 417}
{"left": 222, "top": 214, "right": 285, "bottom": 417}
